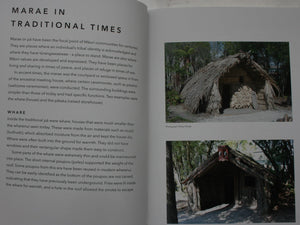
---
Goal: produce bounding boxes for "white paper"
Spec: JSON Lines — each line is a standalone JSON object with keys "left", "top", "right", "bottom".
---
{"left": 0, "top": 0, "right": 148, "bottom": 225}
{"left": 148, "top": 6, "right": 300, "bottom": 225}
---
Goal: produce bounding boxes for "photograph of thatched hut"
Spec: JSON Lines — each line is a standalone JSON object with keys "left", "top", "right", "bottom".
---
{"left": 166, "top": 140, "right": 295, "bottom": 224}
{"left": 180, "top": 52, "right": 277, "bottom": 114}
{"left": 165, "top": 42, "right": 292, "bottom": 122}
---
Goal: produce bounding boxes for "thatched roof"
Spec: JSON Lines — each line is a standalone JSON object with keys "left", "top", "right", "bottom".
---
{"left": 181, "top": 52, "right": 278, "bottom": 113}
{"left": 182, "top": 145, "right": 276, "bottom": 185}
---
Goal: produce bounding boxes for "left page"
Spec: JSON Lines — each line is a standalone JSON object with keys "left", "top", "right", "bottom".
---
{"left": 0, "top": 0, "right": 148, "bottom": 225}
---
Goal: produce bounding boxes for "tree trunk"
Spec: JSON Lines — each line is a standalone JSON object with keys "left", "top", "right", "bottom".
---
{"left": 166, "top": 142, "right": 178, "bottom": 224}
{"left": 256, "top": 178, "right": 269, "bottom": 214}
{"left": 207, "top": 141, "right": 214, "bottom": 157}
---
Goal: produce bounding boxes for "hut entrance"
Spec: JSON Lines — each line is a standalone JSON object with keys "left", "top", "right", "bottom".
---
{"left": 224, "top": 176, "right": 234, "bottom": 203}
{"left": 198, "top": 172, "right": 235, "bottom": 210}
{"left": 221, "top": 84, "right": 231, "bottom": 110}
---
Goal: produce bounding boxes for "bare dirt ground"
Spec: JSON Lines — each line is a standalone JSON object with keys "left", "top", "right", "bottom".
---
{"left": 177, "top": 203, "right": 295, "bottom": 224}
{"left": 168, "top": 104, "right": 292, "bottom": 122}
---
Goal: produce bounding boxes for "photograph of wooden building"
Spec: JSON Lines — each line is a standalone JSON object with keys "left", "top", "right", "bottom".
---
{"left": 180, "top": 53, "right": 278, "bottom": 114}
{"left": 166, "top": 140, "right": 295, "bottom": 224}
{"left": 182, "top": 145, "right": 275, "bottom": 214}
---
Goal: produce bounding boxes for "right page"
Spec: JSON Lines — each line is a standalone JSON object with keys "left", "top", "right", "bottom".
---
{"left": 148, "top": 7, "right": 300, "bottom": 225}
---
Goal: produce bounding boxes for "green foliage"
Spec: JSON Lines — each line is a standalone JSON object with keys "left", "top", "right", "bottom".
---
{"left": 253, "top": 140, "right": 294, "bottom": 184}
{"left": 225, "top": 140, "right": 256, "bottom": 157}
{"left": 165, "top": 42, "right": 211, "bottom": 92}
{"left": 171, "top": 140, "right": 226, "bottom": 191}
{"left": 166, "top": 90, "right": 183, "bottom": 105}
{"left": 165, "top": 90, "right": 185, "bottom": 122}
{"left": 253, "top": 140, "right": 294, "bottom": 207}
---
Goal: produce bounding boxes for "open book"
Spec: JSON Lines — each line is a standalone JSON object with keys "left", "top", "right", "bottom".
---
{"left": 0, "top": 0, "right": 299, "bottom": 224}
